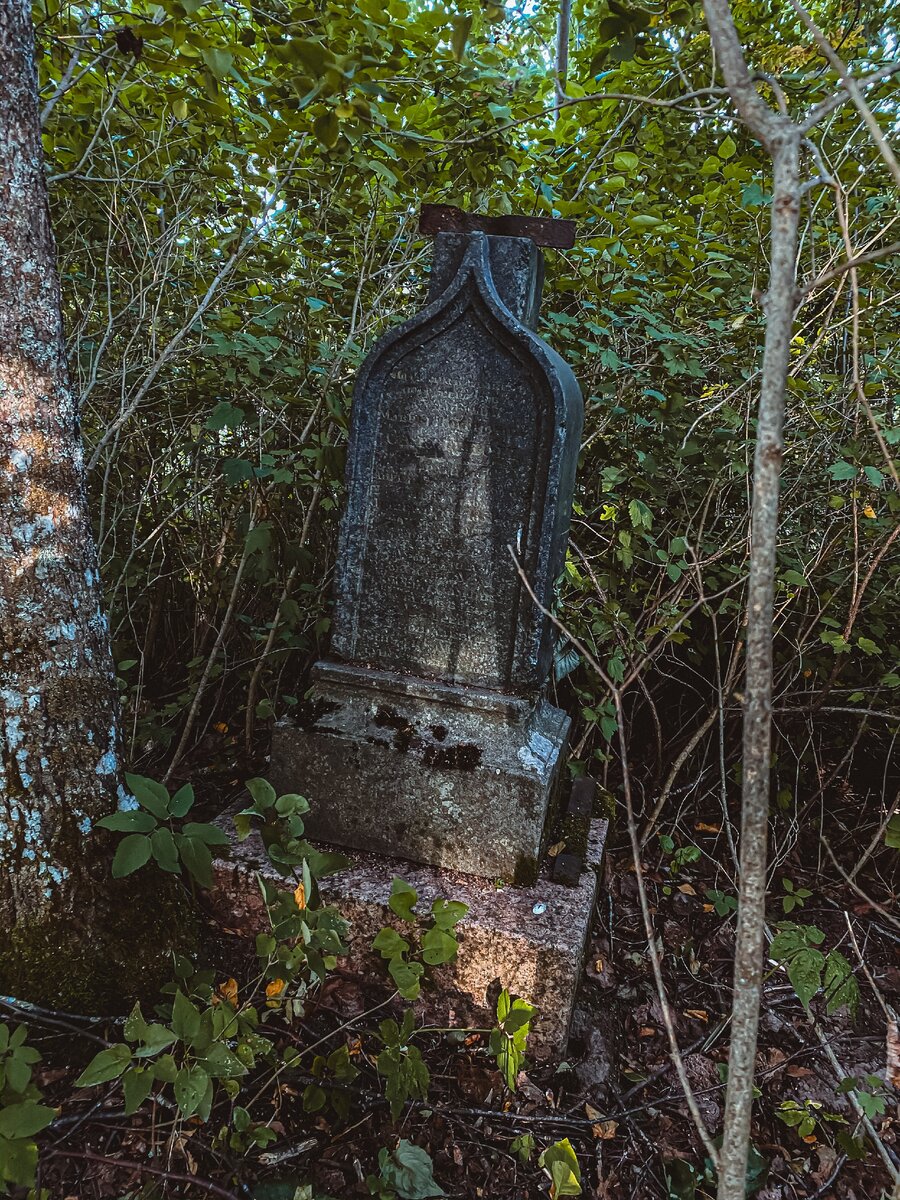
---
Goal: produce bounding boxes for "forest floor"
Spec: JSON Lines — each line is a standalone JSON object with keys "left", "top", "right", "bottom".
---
{"left": 16, "top": 766, "right": 900, "bottom": 1200}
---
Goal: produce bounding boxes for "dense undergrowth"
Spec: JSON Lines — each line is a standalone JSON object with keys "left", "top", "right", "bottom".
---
{"left": 8, "top": 0, "right": 899, "bottom": 1195}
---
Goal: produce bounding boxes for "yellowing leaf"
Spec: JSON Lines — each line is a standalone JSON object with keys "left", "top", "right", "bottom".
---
{"left": 265, "top": 978, "right": 286, "bottom": 1007}
{"left": 294, "top": 881, "right": 307, "bottom": 910}
{"left": 863, "top": 505, "right": 876, "bottom": 518}
{"left": 218, "top": 978, "right": 238, "bottom": 1007}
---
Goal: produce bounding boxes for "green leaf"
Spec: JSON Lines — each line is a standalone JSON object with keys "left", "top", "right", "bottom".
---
{"left": 125, "top": 773, "right": 170, "bottom": 819}
{"left": 123, "top": 1067, "right": 154, "bottom": 1115}
{"left": 233, "top": 812, "right": 252, "bottom": 842}
{"left": 180, "top": 835, "right": 214, "bottom": 888}
{"left": 204, "top": 402, "right": 245, "bottom": 432}
{"left": 124, "top": 1001, "right": 149, "bottom": 1042}
{"left": 450, "top": 14, "right": 472, "bottom": 62}
{"left": 717, "top": 135, "right": 737, "bottom": 159}
{"left": 111, "top": 833, "right": 152, "bottom": 877}
{"left": 180, "top": 821, "right": 230, "bottom": 846}
{"left": 174, "top": 1065, "right": 210, "bottom": 1117}
{"left": 171, "top": 991, "right": 201, "bottom": 1043}
{"left": 539, "top": 1137, "right": 582, "bottom": 1197}
{"left": 786, "top": 947, "right": 825, "bottom": 1010}
{"left": 430, "top": 898, "right": 468, "bottom": 930}
{"left": 0, "top": 1101, "right": 56, "bottom": 1139}
{"left": 885, "top": 814, "right": 900, "bottom": 850}
{"left": 75, "top": 1044, "right": 132, "bottom": 1087}
{"left": 389, "top": 877, "right": 418, "bottom": 922}
{"left": 153, "top": 1053, "right": 178, "bottom": 1084}
{"left": 824, "top": 950, "right": 859, "bottom": 1017}
{"left": 613, "top": 150, "right": 639, "bottom": 173}
{"left": 314, "top": 110, "right": 340, "bottom": 149}
{"left": 201, "top": 47, "right": 234, "bottom": 80}
{"left": 169, "top": 784, "right": 195, "bottom": 818}
{"left": 97, "top": 810, "right": 156, "bottom": 832}
{"left": 421, "top": 926, "right": 458, "bottom": 965}
{"left": 151, "top": 826, "right": 180, "bottom": 874}
{"left": 245, "top": 778, "right": 276, "bottom": 809}
{"left": 372, "top": 928, "right": 410, "bottom": 959}
{"left": 382, "top": 1139, "right": 445, "bottom": 1198}
{"left": 389, "top": 958, "right": 424, "bottom": 1000}
{"left": 133, "top": 1024, "right": 176, "bottom": 1058}
{"left": 857, "top": 637, "right": 881, "bottom": 656}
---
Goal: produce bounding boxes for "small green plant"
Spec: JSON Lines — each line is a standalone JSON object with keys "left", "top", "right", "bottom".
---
{"left": 775, "top": 1097, "right": 845, "bottom": 1141}
{"left": 235, "top": 777, "right": 348, "bottom": 880}
{"left": 539, "top": 1137, "right": 582, "bottom": 1198}
{"left": 489, "top": 988, "right": 536, "bottom": 1090}
{"left": 376, "top": 1008, "right": 431, "bottom": 1120}
{"left": 303, "top": 1043, "right": 359, "bottom": 1120}
{"left": 367, "top": 1138, "right": 445, "bottom": 1199}
{"left": 838, "top": 1073, "right": 889, "bottom": 1119}
{"left": 0, "top": 1023, "right": 55, "bottom": 1195}
{"left": 780, "top": 878, "right": 812, "bottom": 913}
{"left": 659, "top": 834, "right": 701, "bottom": 872}
{"left": 97, "top": 773, "right": 230, "bottom": 886}
{"left": 705, "top": 888, "right": 738, "bottom": 917}
{"left": 509, "top": 1132, "right": 536, "bottom": 1163}
{"left": 769, "top": 924, "right": 859, "bottom": 1014}
{"left": 372, "top": 878, "right": 467, "bottom": 1000}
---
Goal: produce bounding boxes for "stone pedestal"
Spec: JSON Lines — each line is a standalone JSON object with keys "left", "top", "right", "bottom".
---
{"left": 210, "top": 817, "right": 607, "bottom": 1060}
{"left": 270, "top": 661, "right": 570, "bottom": 883}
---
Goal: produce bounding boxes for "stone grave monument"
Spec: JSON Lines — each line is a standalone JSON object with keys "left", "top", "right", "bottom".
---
{"left": 217, "top": 208, "right": 607, "bottom": 1057}
{"left": 272, "top": 208, "right": 584, "bottom": 883}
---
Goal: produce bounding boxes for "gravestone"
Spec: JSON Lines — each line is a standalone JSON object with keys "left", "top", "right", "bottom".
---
{"left": 271, "top": 213, "right": 583, "bottom": 882}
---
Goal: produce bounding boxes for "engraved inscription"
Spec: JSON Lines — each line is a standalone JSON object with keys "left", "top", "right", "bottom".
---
{"left": 350, "top": 310, "right": 549, "bottom": 689}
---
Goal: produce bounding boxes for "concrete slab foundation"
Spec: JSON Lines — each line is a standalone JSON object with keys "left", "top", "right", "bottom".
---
{"left": 210, "top": 816, "right": 607, "bottom": 1060}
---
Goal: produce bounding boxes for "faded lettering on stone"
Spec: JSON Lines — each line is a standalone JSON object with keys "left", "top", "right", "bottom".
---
{"left": 348, "top": 310, "right": 551, "bottom": 688}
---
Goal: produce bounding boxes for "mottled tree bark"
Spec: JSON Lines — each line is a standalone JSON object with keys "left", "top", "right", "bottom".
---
{"left": 0, "top": 1, "right": 174, "bottom": 1004}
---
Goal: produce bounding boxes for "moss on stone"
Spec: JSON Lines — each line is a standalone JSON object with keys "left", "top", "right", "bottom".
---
{"left": 594, "top": 786, "right": 616, "bottom": 822}
{"left": 0, "top": 874, "right": 198, "bottom": 1013}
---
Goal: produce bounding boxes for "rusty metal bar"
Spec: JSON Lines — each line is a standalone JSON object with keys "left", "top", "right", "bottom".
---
{"left": 419, "top": 204, "right": 576, "bottom": 248}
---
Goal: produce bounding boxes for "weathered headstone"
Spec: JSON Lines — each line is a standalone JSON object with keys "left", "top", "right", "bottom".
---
{"left": 271, "top": 214, "right": 583, "bottom": 881}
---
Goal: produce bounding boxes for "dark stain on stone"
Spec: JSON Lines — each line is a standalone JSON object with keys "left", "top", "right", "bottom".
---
{"left": 422, "top": 742, "right": 482, "bottom": 771}
{"left": 372, "top": 707, "right": 415, "bottom": 753}
{"left": 297, "top": 696, "right": 341, "bottom": 730}
{"left": 429, "top": 724, "right": 448, "bottom": 742}
{"left": 512, "top": 852, "right": 539, "bottom": 888}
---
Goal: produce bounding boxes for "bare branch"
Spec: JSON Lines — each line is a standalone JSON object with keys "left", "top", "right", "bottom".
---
{"left": 790, "top": 0, "right": 900, "bottom": 188}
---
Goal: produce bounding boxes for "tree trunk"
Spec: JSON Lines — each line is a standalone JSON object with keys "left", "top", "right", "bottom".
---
{"left": 0, "top": 1, "right": 189, "bottom": 1006}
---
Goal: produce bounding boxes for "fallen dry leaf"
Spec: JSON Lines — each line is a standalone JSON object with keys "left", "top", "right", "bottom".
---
{"left": 678, "top": 883, "right": 697, "bottom": 895}
{"left": 684, "top": 1009, "right": 708, "bottom": 1022}
{"left": 695, "top": 822, "right": 720, "bottom": 833}
{"left": 593, "top": 1120, "right": 618, "bottom": 1140}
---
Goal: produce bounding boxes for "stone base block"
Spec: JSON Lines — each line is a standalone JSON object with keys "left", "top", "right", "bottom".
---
{"left": 269, "top": 661, "right": 571, "bottom": 883}
{"left": 210, "top": 818, "right": 607, "bottom": 1060}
